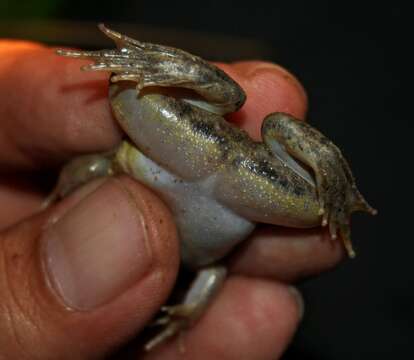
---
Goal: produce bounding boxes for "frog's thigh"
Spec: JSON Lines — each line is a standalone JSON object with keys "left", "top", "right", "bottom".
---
{"left": 261, "top": 113, "right": 316, "bottom": 186}
{"left": 145, "top": 266, "right": 227, "bottom": 351}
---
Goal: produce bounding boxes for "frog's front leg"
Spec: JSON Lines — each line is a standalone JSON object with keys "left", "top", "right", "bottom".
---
{"left": 42, "top": 152, "right": 115, "bottom": 208}
{"left": 57, "top": 24, "right": 245, "bottom": 115}
{"left": 262, "top": 113, "right": 377, "bottom": 257}
{"left": 145, "top": 266, "right": 226, "bottom": 351}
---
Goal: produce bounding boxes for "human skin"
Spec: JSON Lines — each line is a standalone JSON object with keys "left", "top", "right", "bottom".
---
{"left": 0, "top": 40, "right": 344, "bottom": 359}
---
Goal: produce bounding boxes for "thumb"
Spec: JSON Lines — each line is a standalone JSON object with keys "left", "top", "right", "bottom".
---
{"left": 0, "top": 176, "right": 179, "bottom": 359}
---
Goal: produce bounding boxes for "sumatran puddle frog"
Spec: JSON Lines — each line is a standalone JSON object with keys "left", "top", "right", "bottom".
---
{"left": 51, "top": 24, "right": 376, "bottom": 350}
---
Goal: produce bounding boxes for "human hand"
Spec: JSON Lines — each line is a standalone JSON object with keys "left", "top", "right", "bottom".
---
{"left": 0, "top": 40, "right": 343, "bottom": 359}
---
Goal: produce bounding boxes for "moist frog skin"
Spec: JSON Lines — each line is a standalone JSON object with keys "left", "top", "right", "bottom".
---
{"left": 51, "top": 24, "right": 376, "bottom": 350}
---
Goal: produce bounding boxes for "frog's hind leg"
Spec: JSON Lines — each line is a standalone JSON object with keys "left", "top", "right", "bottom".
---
{"left": 261, "top": 112, "right": 377, "bottom": 257}
{"left": 145, "top": 266, "right": 227, "bottom": 351}
{"left": 42, "top": 151, "right": 116, "bottom": 209}
{"left": 56, "top": 24, "right": 246, "bottom": 115}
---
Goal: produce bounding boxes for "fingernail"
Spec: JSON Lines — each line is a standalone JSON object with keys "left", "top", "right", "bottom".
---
{"left": 42, "top": 178, "right": 152, "bottom": 310}
{"left": 288, "top": 286, "right": 305, "bottom": 321}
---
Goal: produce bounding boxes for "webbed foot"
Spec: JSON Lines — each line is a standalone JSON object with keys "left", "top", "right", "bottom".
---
{"left": 56, "top": 24, "right": 245, "bottom": 114}
{"left": 145, "top": 266, "right": 226, "bottom": 351}
{"left": 262, "top": 112, "right": 377, "bottom": 257}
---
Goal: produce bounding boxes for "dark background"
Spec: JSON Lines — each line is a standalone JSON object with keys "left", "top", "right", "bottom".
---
{"left": 0, "top": 1, "right": 409, "bottom": 359}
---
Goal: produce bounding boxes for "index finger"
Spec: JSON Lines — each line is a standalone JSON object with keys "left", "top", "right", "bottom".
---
{"left": 0, "top": 42, "right": 120, "bottom": 171}
{"left": 0, "top": 42, "right": 307, "bottom": 172}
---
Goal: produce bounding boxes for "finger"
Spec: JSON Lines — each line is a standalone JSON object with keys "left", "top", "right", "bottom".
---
{"left": 0, "top": 174, "right": 44, "bottom": 231}
{"left": 219, "top": 61, "right": 308, "bottom": 139}
{"left": 0, "top": 175, "right": 179, "bottom": 359}
{"left": 0, "top": 42, "right": 120, "bottom": 171}
{"left": 143, "top": 277, "right": 303, "bottom": 360}
{"left": 230, "top": 226, "right": 345, "bottom": 282}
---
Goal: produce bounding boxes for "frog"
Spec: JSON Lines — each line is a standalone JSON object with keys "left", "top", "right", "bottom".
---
{"left": 51, "top": 24, "right": 376, "bottom": 351}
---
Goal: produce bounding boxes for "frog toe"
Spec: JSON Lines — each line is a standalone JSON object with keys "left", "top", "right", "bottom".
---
{"left": 323, "top": 207, "right": 355, "bottom": 257}
{"left": 324, "top": 191, "right": 362, "bottom": 257}
{"left": 329, "top": 219, "right": 338, "bottom": 239}
{"left": 145, "top": 303, "right": 197, "bottom": 351}
{"left": 353, "top": 190, "right": 378, "bottom": 216}
{"left": 338, "top": 222, "right": 356, "bottom": 258}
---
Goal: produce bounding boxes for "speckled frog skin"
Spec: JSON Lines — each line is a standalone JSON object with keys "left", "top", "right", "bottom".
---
{"left": 53, "top": 25, "right": 376, "bottom": 350}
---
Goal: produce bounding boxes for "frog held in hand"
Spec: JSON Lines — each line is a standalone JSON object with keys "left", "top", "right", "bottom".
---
{"left": 52, "top": 24, "right": 376, "bottom": 350}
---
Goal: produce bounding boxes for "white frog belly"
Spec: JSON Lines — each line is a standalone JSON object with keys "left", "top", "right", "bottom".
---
{"left": 116, "top": 141, "right": 255, "bottom": 268}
